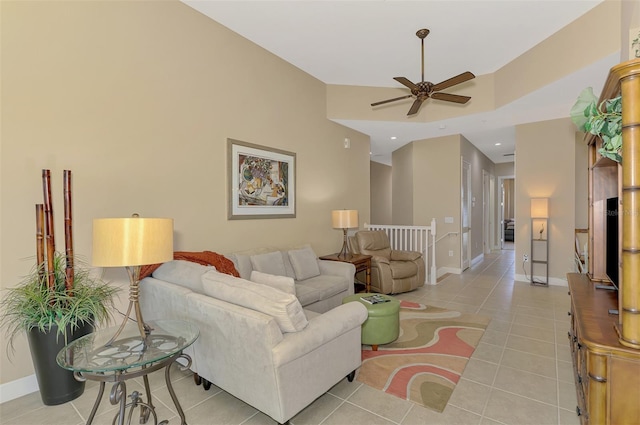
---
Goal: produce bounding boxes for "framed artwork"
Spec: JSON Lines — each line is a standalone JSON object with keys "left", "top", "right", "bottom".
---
{"left": 631, "top": 27, "right": 640, "bottom": 59}
{"left": 228, "top": 139, "right": 296, "bottom": 219}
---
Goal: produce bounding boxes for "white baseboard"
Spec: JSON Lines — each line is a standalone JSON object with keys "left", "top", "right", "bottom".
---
{"left": 438, "top": 266, "right": 462, "bottom": 277}
{"left": 514, "top": 273, "right": 568, "bottom": 287}
{"left": 471, "top": 253, "right": 484, "bottom": 266}
{"left": 0, "top": 374, "right": 38, "bottom": 404}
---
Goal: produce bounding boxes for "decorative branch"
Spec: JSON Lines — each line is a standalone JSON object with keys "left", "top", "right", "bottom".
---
{"left": 63, "top": 170, "right": 74, "bottom": 295}
{"left": 42, "top": 169, "right": 56, "bottom": 291}
{"left": 35, "top": 204, "right": 45, "bottom": 283}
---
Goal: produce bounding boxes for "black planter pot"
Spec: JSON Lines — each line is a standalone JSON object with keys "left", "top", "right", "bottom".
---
{"left": 27, "top": 320, "right": 93, "bottom": 405}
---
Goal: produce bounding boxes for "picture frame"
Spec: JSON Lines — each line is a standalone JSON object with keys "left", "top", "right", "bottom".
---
{"left": 228, "top": 139, "right": 296, "bottom": 220}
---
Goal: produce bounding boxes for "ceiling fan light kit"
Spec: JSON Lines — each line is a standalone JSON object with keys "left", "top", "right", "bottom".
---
{"left": 372, "top": 28, "right": 475, "bottom": 116}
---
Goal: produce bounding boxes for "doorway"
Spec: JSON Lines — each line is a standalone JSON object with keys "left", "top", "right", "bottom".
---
{"left": 500, "top": 176, "right": 515, "bottom": 250}
{"left": 483, "top": 171, "right": 495, "bottom": 254}
{"left": 461, "top": 159, "right": 471, "bottom": 270}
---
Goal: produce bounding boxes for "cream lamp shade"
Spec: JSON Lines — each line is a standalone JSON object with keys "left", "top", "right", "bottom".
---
{"left": 332, "top": 210, "right": 358, "bottom": 229}
{"left": 530, "top": 198, "right": 549, "bottom": 219}
{"left": 92, "top": 217, "right": 174, "bottom": 267}
{"left": 92, "top": 216, "right": 174, "bottom": 344}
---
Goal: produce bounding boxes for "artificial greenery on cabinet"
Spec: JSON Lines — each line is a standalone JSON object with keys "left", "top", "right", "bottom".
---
{"left": 570, "top": 87, "right": 622, "bottom": 162}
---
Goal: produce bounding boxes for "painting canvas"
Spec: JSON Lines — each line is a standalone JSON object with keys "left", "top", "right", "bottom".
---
{"left": 228, "top": 139, "right": 296, "bottom": 219}
{"left": 631, "top": 27, "right": 640, "bottom": 59}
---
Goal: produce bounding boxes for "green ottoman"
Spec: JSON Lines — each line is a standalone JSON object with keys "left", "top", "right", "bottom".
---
{"left": 342, "top": 293, "right": 400, "bottom": 351}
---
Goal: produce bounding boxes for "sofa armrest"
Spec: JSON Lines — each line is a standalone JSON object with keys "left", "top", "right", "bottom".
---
{"left": 390, "top": 250, "right": 422, "bottom": 262}
{"left": 272, "top": 302, "right": 367, "bottom": 366}
{"left": 371, "top": 255, "right": 390, "bottom": 265}
{"left": 318, "top": 260, "right": 355, "bottom": 280}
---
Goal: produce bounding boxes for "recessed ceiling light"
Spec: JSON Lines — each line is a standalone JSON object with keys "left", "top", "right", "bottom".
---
{"left": 390, "top": 136, "right": 397, "bottom": 140}
{"left": 495, "top": 142, "right": 502, "bottom": 146}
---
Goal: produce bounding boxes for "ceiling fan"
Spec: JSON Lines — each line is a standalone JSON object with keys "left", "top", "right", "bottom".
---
{"left": 371, "top": 28, "right": 475, "bottom": 116}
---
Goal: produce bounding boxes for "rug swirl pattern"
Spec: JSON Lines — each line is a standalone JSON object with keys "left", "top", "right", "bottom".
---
{"left": 357, "top": 300, "right": 490, "bottom": 412}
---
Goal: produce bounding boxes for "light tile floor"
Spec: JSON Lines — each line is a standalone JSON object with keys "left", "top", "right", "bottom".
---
{"left": 0, "top": 249, "right": 581, "bottom": 425}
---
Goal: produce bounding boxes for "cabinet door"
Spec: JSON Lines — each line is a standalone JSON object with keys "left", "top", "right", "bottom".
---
{"left": 610, "top": 357, "right": 640, "bottom": 424}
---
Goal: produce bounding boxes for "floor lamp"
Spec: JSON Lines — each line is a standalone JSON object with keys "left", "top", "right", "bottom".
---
{"left": 92, "top": 215, "right": 173, "bottom": 345}
{"left": 332, "top": 210, "right": 358, "bottom": 259}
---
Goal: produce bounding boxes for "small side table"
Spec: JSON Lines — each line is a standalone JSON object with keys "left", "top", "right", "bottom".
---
{"left": 57, "top": 320, "right": 199, "bottom": 425}
{"left": 319, "top": 253, "right": 372, "bottom": 293}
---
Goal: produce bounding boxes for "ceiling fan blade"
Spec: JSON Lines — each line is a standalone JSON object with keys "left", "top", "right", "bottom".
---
{"left": 371, "top": 94, "right": 414, "bottom": 107}
{"left": 407, "top": 98, "right": 425, "bottom": 115}
{"left": 431, "top": 92, "right": 471, "bottom": 104}
{"left": 394, "top": 77, "right": 420, "bottom": 91}
{"left": 432, "top": 71, "right": 475, "bottom": 92}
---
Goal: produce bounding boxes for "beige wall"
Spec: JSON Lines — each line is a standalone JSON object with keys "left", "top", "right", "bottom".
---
{"left": 622, "top": 0, "right": 640, "bottom": 61}
{"left": 0, "top": 1, "right": 370, "bottom": 387}
{"left": 515, "top": 118, "right": 578, "bottom": 282}
{"left": 370, "top": 162, "right": 392, "bottom": 225}
{"left": 391, "top": 144, "right": 414, "bottom": 225}
{"left": 495, "top": 163, "right": 515, "bottom": 177}
{"left": 409, "top": 135, "right": 461, "bottom": 270}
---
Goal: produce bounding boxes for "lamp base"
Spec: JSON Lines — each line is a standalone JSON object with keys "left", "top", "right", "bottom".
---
{"left": 337, "top": 229, "right": 352, "bottom": 259}
{"left": 105, "top": 266, "right": 151, "bottom": 347}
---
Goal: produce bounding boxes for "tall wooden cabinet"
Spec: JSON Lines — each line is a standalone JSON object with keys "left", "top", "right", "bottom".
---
{"left": 570, "top": 58, "right": 640, "bottom": 424}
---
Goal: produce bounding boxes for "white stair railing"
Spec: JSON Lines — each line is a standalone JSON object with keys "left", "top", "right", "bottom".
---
{"left": 365, "top": 218, "right": 437, "bottom": 285}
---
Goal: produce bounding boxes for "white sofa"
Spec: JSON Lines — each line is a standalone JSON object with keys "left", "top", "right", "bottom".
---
{"left": 139, "top": 256, "right": 367, "bottom": 424}
{"left": 225, "top": 245, "right": 355, "bottom": 313}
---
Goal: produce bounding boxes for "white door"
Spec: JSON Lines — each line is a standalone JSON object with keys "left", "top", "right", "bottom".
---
{"left": 461, "top": 159, "right": 471, "bottom": 270}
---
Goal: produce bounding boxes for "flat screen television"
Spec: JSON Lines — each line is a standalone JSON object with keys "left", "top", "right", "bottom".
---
{"left": 605, "top": 196, "right": 619, "bottom": 289}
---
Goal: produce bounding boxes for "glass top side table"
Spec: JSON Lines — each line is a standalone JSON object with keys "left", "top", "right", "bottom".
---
{"left": 57, "top": 319, "right": 199, "bottom": 425}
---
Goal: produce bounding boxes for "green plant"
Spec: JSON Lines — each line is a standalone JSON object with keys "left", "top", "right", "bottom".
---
{"left": 0, "top": 252, "right": 118, "bottom": 352}
{"left": 570, "top": 87, "right": 622, "bottom": 162}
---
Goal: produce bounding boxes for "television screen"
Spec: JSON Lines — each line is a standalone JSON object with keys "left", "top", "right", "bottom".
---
{"left": 605, "top": 197, "right": 619, "bottom": 289}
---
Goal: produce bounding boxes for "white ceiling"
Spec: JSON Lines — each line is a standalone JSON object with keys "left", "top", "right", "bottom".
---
{"left": 182, "top": 0, "right": 617, "bottom": 165}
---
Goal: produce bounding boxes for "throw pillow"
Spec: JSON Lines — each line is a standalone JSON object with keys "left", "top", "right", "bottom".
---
{"left": 201, "top": 270, "right": 308, "bottom": 333}
{"left": 151, "top": 260, "right": 214, "bottom": 294}
{"left": 250, "top": 270, "right": 296, "bottom": 295}
{"left": 250, "top": 251, "right": 287, "bottom": 276}
{"left": 288, "top": 247, "right": 320, "bottom": 281}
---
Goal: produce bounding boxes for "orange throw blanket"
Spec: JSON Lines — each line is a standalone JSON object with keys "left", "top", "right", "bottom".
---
{"left": 140, "top": 251, "right": 240, "bottom": 280}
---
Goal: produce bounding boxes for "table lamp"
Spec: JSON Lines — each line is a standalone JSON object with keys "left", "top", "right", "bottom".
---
{"left": 332, "top": 210, "right": 358, "bottom": 259}
{"left": 92, "top": 215, "right": 173, "bottom": 345}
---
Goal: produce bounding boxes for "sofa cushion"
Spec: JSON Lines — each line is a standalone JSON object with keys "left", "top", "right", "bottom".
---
{"left": 288, "top": 247, "right": 320, "bottom": 281}
{"left": 226, "top": 253, "right": 253, "bottom": 280}
{"left": 250, "top": 270, "right": 296, "bottom": 295}
{"left": 294, "top": 275, "right": 349, "bottom": 307}
{"left": 201, "top": 270, "right": 308, "bottom": 333}
{"left": 151, "top": 260, "right": 214, "bottom": 294}
{"left": 250, "top": 251, "right": 287, "bottom": 276}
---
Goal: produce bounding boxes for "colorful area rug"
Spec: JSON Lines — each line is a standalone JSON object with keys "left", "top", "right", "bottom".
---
{"left": 357, "top": 300, "right": 490, "bottom": 413}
